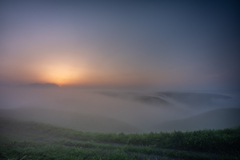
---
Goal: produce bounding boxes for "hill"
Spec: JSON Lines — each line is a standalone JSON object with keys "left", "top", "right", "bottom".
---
{"left": 0, "top": 117, "right": 239, "bottom": 159}
{"left": 157, "top": 92, "right": 231, "bottom": 107}
{"left": 0, "top": 107, "right": 141, "bottom": 133}
{"left": 154, "top": 108, "right": 240, "bottom": 132}
{"left": 26, "top": 83, "right": 60, "bottom": 88}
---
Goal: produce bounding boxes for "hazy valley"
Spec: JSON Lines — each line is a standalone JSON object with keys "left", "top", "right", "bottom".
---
{"left": 1, "top": 86, "right": 239, "bottom": 133}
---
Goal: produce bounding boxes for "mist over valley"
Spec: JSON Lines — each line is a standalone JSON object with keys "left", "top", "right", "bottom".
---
{"left": 1, "top": 85, "right": 239, "bottom": 133}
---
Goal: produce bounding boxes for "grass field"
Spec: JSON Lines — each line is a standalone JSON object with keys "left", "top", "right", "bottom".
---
{"left": 1, "top": 117, "right": 240, "bottom": 160}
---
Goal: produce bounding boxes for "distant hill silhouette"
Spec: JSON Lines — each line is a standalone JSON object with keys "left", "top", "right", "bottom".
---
{"left": 135, "top": 96, "right": 171, "bottom": 106}
{"left": 154, "top": 108, "right": 240, "bottom": 132}
{"left": 157, "top": 92, "right": 231, "bottom": 107}
{"left": 99, "top": 91, "right": 172, "bottom": 106}
{"left": 27, "top": 83, "right": 59, "bottom": 88}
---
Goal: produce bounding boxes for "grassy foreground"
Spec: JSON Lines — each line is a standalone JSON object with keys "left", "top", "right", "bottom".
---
{"left": 0, "top": 117, "right": 240, "bottom": 160}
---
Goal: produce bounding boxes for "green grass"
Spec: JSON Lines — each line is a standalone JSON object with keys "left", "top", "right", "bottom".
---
{"left": 0, "top": 117, "right": 240, "bottom": 160}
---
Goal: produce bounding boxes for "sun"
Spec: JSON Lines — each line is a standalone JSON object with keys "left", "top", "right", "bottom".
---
{"left": 41, "top": 64, "right": 82, "bottom": 86}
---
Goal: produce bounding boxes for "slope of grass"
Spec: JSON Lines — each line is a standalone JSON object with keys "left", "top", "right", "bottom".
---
{"left": 1, "top": 117, "right": 240, "bottom": 159}
{"left": 2, "top": 138, "right": 232, "bottom": 160}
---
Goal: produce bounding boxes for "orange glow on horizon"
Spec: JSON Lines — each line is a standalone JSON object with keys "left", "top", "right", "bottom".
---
{"left": 39, "top": 64, "right": 84, "bottom": 86}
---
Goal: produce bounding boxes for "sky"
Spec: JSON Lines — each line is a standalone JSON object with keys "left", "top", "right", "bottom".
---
{"left": 0, "top": 0, "right": 240, "bottom": 90}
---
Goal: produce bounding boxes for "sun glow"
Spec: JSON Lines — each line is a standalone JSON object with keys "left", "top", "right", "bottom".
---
{"left": 41, "top": 64, "right": 83, "bottom": 86}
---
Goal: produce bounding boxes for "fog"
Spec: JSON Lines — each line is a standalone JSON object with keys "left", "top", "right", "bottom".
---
{"left": 1, "top": 85, "right": 239, "bottom": 133}
{"left": 1, "top": 1, "right": 240, "bottom": 134}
